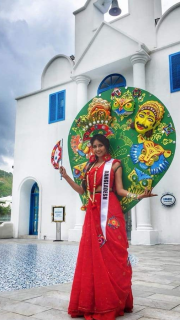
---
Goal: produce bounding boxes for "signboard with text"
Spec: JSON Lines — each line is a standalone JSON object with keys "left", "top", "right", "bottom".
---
{"left": 52, "top": 206, "right": 65, "bottom": 222}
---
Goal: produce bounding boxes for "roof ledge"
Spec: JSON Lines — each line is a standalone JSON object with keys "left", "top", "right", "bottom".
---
{"left": 73, "top": 0, "right": 91, "bottom": 15}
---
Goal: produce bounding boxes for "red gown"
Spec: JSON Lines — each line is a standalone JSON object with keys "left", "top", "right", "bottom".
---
{"left": 68, "top": 160, "right": 133, "bottom": 320}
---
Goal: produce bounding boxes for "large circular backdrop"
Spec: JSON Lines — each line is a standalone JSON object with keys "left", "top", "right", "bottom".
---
{"left": 68, "top": 87, "right": 176, "bottom": 213}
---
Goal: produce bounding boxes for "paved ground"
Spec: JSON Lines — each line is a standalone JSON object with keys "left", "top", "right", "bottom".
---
{"left": 1, "top": 239, "right": 180, "bottom": 320}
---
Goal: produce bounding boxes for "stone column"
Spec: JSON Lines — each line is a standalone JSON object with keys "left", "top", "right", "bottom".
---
{"left": 130, "top": 51, "right": 159, "bottom": 245}
{"left": 131, "top": 207, "right": 136, "bottom": 231}
{"left": 68, "top": 75, "right": 91, "bottom": 242}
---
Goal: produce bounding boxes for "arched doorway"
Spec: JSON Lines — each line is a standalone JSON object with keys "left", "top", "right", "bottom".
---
{"left": 29, "top": 183, "right": 39, "bottom": 235}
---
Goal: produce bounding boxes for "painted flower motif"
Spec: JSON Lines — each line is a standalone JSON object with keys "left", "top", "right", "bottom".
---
{"left": 98, "top": 234, "right": 106, "bottom": 248}
{"left": 111, "top": 88, "right": 121, "bottom": 97}
{"left": 133, "top": 88, "right": 142, "bottom": 98}
{"left": 108, "top": 216, "right": 120, "bottom": 229}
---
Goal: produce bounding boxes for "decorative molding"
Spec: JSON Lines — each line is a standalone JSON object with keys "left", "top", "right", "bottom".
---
{"left": 130, "top": 51, "right": 151, "bottom": 66}
{"left": 74, "top": 75, "right": 91, "bottom": 85}
{"left": 151, "top": 40, "right": 180, "bottom": 54}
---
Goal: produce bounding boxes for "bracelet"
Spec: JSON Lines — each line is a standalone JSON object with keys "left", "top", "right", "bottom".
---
{"left": 127, "top": 192, "right": 139, "bottom": 201}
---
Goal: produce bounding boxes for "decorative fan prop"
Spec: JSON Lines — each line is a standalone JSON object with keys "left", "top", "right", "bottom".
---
{"left": 68, "top": 87, "right": 176, "bottom": 213}
{"left": 51, "top": 140, "right": 64, "bottom": 180}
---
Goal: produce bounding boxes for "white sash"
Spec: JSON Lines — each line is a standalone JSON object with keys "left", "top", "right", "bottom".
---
{"left": 101, "top": 159, "right": 114, "bottom": 239}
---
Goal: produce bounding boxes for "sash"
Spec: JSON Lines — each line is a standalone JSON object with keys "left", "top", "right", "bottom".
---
{"left": 101, "top": 159, "right": 114, "bottom": 239}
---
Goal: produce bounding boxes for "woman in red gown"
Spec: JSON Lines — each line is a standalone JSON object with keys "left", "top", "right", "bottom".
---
{"left": 60, "top": 134, "right": 156, "bottom": 320}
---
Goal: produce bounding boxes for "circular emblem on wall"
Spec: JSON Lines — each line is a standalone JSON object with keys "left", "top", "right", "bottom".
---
{"left": 160, "top": 193, "right": 176, "bottom": 207}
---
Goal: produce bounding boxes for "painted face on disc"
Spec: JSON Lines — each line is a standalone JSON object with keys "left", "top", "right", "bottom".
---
{"left": 135, "top": 109, "right": 156, "bottom": 134}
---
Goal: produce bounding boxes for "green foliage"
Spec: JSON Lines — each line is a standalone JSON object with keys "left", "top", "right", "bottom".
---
{"left": 0, "top": 204, "right": 11, "bottom": 216}
{"left": 0, "top": 170, "right": 13, "bottom": 197}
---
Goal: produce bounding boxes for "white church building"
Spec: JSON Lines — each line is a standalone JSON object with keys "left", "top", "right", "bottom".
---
{"left": 12, "top": 0, "right": 180, "bottom": 245}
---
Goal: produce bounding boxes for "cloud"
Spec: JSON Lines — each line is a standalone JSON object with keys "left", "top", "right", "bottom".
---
{"left": 0, "top": 0, "right": 86, "bottom": 172}
{"left": 0, "top": 0, "right": 178, "bottom": 172}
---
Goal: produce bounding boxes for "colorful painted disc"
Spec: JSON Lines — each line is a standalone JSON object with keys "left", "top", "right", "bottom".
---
{"left": 51, "top": 141, "right": 62, "bottom": 169}
{"left": 68, "top": 87, "right": 176, "bottom": 213}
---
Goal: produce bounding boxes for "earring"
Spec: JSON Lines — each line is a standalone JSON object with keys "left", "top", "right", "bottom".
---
{"left": 102, "top": 154, "right": 111, "bottom": 162}
{"left": 89, "top": 155, "right": 96, "bottom": 163}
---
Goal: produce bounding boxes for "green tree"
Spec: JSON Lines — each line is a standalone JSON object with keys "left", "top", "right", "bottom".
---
{"left": 0, "top": 170, "right": 13, "bottom": 197}
{"left": 0, "top": 204, "right": 11, "bottom": 217}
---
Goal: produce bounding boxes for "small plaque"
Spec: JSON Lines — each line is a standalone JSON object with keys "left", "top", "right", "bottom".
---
{"left": 52, "top": 206, "right": 65, "bottom": 222}
{"left": 160, "top": 193, "right": 176, "bottom": 207}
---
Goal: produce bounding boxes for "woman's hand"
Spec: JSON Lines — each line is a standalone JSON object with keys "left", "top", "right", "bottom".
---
{"left": 138, "top": 188, "right": 158, "bottom": 200}
{"left": 59, "top": 166, "right": 68, "bottom": 179}
{"left": 59, "top": 166, "right": 84, "bottom": 195}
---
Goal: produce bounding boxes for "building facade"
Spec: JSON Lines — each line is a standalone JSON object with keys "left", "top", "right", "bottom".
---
{"left": 12, "top": 0, "right": 180, "bottom": 244}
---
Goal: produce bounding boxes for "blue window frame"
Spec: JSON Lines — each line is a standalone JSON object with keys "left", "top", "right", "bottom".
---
{"left": 49, "top": 90, "right": 66, "bottom": 123}
{"left": 97, "top": 73, "right": 126, "bottom": 94}
{"left": 169, "top": 52, "right": 180, "bottom": 93}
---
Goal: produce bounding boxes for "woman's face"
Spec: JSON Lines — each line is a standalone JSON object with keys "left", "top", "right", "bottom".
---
{"left": 92, "top": 139, "right": 107, "bottom": 158}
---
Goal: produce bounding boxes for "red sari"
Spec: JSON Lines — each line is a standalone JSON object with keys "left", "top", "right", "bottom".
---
{"left": 68, "top": 160, "right": 133, "bottom": 320}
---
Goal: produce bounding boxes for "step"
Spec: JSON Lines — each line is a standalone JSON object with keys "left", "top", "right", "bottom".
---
{"left": 18, "top": 235, "right": 38, "bottom": 239}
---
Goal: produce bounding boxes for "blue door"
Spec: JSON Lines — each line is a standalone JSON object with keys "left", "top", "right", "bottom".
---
{"left": 29, "top": 183, "right": 39, "bottom": 235}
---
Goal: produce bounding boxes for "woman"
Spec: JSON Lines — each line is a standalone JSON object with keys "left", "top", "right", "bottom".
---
{"left": 60, "top": 134, "right": 156, "bottom": 320}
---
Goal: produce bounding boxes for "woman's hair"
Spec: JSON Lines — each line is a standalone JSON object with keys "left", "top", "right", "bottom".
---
{"left": 90, "top": 134, "right": 110, "bottom": 152}
{"left": 82, "top": 134, "right": 110, "bottom": 192}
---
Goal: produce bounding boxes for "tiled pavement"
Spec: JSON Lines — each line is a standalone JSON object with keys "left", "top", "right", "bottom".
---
{"left": 1, "top": 240, "right": 180, "bottom": 319}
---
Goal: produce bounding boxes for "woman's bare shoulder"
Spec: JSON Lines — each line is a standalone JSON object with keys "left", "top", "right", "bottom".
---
{"left": 112, "top": 159, "right": 122, "bottom": 171}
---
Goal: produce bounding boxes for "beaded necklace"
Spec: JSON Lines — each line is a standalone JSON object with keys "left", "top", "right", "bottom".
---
{"left": 86, "top": 161, "right": 105, "bottom": 203}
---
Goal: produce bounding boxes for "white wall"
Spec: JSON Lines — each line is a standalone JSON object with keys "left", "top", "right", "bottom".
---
{"left": 156, "top": 4, "right": 180, "bottom": 47}
{"left": 12, "top": 81, "right": 78, "bottom": 240}
{"left": 104, "top": 0, "right": 156, "bottom": 50}
{"left": 74, "top": 23, "right": 140, "bottom": 77}
{"left": 75, "top": 0, "right": 104, "bottom": 61}
{"left": 41, "top": 55, "right": 74, "bottom": 89}
{"left": 146, "top": 44, "right": 180, "bottom": 243}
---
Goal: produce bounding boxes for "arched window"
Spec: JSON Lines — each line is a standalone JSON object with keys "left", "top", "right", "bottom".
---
{"left": 97, "top": 73, "right": 126, "bottom": 94}
{"left": 169, "top": 52, "right": 180, "bottom": 93}
{"left": 29, "top": 183, "right": 39, "bottom": 235}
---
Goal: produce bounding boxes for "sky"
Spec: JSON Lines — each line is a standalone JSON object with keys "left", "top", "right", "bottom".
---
{"left": 0, "top": 0, "right": 179, "bottom": 173}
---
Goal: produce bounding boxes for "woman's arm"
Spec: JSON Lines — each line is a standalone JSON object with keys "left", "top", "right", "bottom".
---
{"left": 113, "top": 162, "right": 157, "bottom": 199}
{"left": 60, "top": 166, "right": 84, "bottom": 195}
